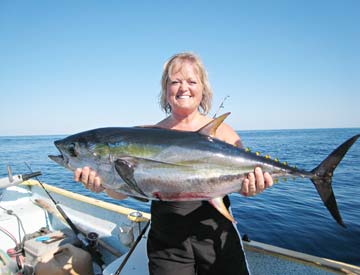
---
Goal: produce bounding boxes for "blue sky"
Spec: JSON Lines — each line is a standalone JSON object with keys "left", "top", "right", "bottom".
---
{"left": 0, "top": 0, "right": 359, "bottom": 135}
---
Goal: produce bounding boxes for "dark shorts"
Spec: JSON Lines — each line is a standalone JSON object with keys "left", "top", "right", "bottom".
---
{"left": 147, "top": 198, "right": 249, "bottom": 275}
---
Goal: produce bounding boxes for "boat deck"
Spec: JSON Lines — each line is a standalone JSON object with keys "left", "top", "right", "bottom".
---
{"left": 1, "top": 182, "right": 359, "bottom": 275}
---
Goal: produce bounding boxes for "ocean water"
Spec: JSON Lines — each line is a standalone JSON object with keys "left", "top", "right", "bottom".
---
{"left": 0, "top": 128, "right": 359, "bottom": 266}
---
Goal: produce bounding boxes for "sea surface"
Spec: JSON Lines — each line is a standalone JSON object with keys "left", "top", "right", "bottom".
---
{"left": 0, "top": 128, "right": 359, "bottom": 266}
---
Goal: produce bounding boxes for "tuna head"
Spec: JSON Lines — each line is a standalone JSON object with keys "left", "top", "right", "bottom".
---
{"left": 48, "top": 130, "right": 113, "bottom": 177}
{"left": 50, "top": 137, "right": 94, "bottom": 171}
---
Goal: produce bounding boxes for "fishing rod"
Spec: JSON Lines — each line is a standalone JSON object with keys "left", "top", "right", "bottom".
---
{"left": 213, "top": 95, "right": 230, "bottom": 118}
{"left": 24, "top": 163, "right": 105, "bottom": 269}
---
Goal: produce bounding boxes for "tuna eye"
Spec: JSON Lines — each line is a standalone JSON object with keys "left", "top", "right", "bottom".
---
{"left": 68, "top": 143, "right": 78, "bottom": 157}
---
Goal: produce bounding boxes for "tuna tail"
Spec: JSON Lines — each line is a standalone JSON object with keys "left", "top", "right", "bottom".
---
{"left": 311, "top": 134, "right": 360, "bottom": 227}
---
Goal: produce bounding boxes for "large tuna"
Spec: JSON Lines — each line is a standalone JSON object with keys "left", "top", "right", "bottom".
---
{"left": 49, "top": 113, "right": 359, "bottom": 226}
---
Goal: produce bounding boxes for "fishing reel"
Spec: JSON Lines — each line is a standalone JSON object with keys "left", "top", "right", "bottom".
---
{"left": 118, "top": 211, "right": 148, "bottom": 247}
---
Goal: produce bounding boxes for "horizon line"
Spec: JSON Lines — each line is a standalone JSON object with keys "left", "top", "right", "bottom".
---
{"left": 0, "top": 126, "right": 359, "bottom": 138}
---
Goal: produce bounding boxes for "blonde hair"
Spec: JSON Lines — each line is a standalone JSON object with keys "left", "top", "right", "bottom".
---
{"left": 159, "top": 52, "right": 213, "bottom": 114}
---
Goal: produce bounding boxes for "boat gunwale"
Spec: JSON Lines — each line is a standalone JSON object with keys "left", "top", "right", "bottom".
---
{"left": 243, "top": 241, "right": 360, "bottom": 274}
{"left": 21, "top": 179, "right": 151, "bottom": 220}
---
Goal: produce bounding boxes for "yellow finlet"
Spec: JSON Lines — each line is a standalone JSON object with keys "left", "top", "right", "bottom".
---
{"left": 197, "top": 112, "right": 231, "bottom": 137}
{"left": 209, "top": 197, "right": 236, "bottom": 223}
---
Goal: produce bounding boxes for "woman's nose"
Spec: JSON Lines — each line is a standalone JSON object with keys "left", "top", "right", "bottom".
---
{"left": 180, "top": 81, "right": 188, "bottom": 91}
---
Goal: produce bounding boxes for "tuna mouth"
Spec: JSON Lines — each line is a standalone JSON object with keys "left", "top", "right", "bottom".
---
{"left": 48, "top": 154, "right": 68, "bottom": 167}
{"left": 49, "top": 140, "right": 69, "bottom": 167}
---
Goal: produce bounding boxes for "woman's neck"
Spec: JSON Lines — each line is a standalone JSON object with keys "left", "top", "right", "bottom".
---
{"left": 157, "top": 110, "right": 210, "bottom": 131}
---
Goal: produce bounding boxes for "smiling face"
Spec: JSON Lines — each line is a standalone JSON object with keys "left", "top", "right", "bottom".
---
{"left": 160, "top": 53, "right": 213, "bottom": 115}
{"left": 166, "top": 61, "right": 204, "bottom": 116}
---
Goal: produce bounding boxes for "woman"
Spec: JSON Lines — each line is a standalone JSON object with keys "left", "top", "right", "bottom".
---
{"left": 75, "top": 52, "right": 273, "bottom": 274}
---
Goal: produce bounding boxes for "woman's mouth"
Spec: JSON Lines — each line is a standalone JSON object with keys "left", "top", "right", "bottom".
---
{"left": 176, "top": 95, "right": 191, "bottom": 99}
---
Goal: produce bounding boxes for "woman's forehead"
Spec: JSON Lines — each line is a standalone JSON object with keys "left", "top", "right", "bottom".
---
{"left": 169, "top": 60, "right": 201, "bottom": 78}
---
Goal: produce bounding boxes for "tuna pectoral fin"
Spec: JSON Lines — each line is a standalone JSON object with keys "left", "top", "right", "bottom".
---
{"left": 209, "top": 197, "right": 236, "bottom": 223}
{"left": 311, "top": 134, "right": 360, "bottom": 228}
{"left": 115, "top": 157, "right": 184, "bottom": 199}
{"left": 114, "top": 158, "right": 148, "bottom": 198}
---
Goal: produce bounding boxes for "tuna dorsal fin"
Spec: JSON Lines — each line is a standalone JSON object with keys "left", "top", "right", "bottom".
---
{"left": 198, "top": 112, "right": 231, "bottom": 137}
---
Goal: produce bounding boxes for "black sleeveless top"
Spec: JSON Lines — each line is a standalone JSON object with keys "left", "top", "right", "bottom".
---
{"left": 149, "top": 196, "right": 232, "bottom": 242}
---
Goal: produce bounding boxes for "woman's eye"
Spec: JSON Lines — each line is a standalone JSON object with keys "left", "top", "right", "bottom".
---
{"left": 171, "top": 80, "right": 179, "bottom": 85}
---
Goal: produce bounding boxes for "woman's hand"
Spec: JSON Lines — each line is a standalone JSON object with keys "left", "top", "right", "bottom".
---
{"left": 240, "top": 167, "right": 273, "bottom": 196}
{"left": 74, "top": 166, "right": 104, "bottom": 193}
{"left": 74, "top": 166, "right": 127, "bottom": 199}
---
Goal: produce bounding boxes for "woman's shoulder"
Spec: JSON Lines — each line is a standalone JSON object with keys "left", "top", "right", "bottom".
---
{"left": 216, "top": 122, "right": 242, "bottom": 147}
{"left": 155, "top": 116, "right": 172, "bottom": 129}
